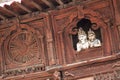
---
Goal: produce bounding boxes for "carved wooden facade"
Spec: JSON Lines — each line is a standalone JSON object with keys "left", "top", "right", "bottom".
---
{"left": 0, "top": 0, "right": 120, "bottom": 80}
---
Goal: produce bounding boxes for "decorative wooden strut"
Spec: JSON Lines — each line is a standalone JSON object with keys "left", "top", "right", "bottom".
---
{"left": 0, "top": 7, "right": 18, "bottom": 17}
{"left": 0, "top": 13, "right": 5, "bottom": 20}
{"left": 56, "top": 0, "right": 64, "bottom": 5}
{"left": 0, "top": 0, "right": 74, "bottom": 20}
{"left": 14, "top": 2, "right": 32, "bottom": 13}
{"left": 41, "top": 0, "right": 54, "bottom": 8}
{"left": 30, "top": 0, "right": 42, "bottom": 11}
{"left": 72, "top": 0, "right": 76, "bottom": 3}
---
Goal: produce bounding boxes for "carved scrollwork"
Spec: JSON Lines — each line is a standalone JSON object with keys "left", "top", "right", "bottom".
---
{"left": 94, "top": 72, "right": 115, "bottom": 80}
{"left": 93, "top": 70, "right": 120, "bottom": 80}
{"left": 3, "top": 24, "right": 41, "bottom": 64}
{"left": 3, "top": 64, "right": 45, "bottom": 78}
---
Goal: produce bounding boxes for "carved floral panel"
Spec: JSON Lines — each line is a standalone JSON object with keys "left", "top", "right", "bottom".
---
{"left": 8, "top": 29, "right": 39, "bottom": 63}
{"left": 1, "top": 22, "right": 47, "bottom": 78}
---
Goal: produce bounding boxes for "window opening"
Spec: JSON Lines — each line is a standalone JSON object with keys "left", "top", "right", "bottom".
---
{"left": 72, "top": 18, "right": 102, "bottom": 51}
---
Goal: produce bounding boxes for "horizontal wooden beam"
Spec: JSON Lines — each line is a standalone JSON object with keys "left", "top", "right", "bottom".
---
{"left": 15, "top": 2, "right": 32, "bottom": 13}
{"left": 41, "top": 0, "right": 54, "bottom": 8}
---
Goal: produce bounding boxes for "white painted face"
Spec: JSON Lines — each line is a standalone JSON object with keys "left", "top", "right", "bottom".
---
{"left": 78, "top": 34, "right": 87, "bottom": 42}
{"left": 88, "top": 33, "right": 95, "bottom": 41}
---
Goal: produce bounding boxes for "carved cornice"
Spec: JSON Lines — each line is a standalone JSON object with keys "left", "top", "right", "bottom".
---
{"left": 2, "top": 64, "right": 45, "bottom": 78}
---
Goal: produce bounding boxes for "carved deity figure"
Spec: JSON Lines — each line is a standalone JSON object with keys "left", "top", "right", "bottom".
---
{"left": 76, "top": 28, "right": 89, "bottom": 52}
{"left": 88, "top": 29, "right": 101, "bottom": 48}
{"left": 53, "top": 71, "right": 61, "bottom": 80}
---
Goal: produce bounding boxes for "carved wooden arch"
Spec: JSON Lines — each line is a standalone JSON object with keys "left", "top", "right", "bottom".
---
{"left": 64, "top": 8, "right": 112, "bottom": 59}
{"left": 83, "top": 9, "right": 111, "bottom": 55}
{"left": 2, "top": 24, "right": 45, "bottom": 65}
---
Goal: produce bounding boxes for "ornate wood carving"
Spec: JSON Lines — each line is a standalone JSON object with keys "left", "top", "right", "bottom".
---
{"left": 0, "top": 0, "right": 119, "bottom": 80}
{"left": 8, "top": 29, "right": 39, "bottom": 63}
{"left": 94, "top": 63, "right": 120, "bottom": 80}
{"left": 50, "top": 1, "right": 112, "bottom": 64}
{"left": 62, "top": 59, "right": 114, "bottom": 79}
{"left": 94, "top": 72, "right": 115, "bottom": 80}
{"left": 53, "top": 71, "right": 61, "bottom": 80}
{"left": 50, "top": 6, "right": 78, "bottom": 64}
{"left": 3, "top": 24, "right": 42, "bottom": 63}
{"left": 0, "top": 11, "right": 57, "bottom": 79}
{"left": 3, "top": 64, "right": 45, "bottom": 78}
{"left": 1, "top": 23, "right": 46, "bottom": 78}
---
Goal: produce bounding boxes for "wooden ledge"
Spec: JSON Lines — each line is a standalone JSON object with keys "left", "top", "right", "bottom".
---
{"left": 46, "top": 53, "right": 120, "bottom": 72}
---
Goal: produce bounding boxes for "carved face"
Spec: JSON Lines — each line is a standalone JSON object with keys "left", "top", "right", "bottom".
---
{"left": 88, "top": 33, "right": 95, "bottom": 41}
{"left": 78, "top": 34, "right": 87, "bottom": 43}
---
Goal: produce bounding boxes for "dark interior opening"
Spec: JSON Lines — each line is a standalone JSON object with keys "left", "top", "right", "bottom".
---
{"left": 76, "top": 18, "right": 92, "bottom": 33}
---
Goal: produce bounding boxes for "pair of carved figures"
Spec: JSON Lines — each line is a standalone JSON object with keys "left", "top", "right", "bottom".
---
{"left": 76, "top": 28, "right": 101, "bottom": 52}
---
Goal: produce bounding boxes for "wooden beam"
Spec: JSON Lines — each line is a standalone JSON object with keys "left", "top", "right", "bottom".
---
{"left": 31, "top": 1, "right": 42, "bottom": 11}
{"left": 56, "top": 0, "right": 64, "bottom": 5}
{"left": 72, "top": 0, "right": 76, "bottom": 4}
{"left": 15, "top": 2, "right": 32, "bottom": 13}
{"left": 72, "top": 0, "right": 76, "bottom": 2}
{"left": 41, "top": 0, "right": 54, "bottom": 8}
{"left": 0, "top": 13, "right": 6, "bottom": 20}
{"left": 1, "top": 7, "right": 18, "bottom": 17}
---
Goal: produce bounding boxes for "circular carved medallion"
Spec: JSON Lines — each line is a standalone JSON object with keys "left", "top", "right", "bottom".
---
{"left": 8, "top": 30, "right": 39, "bottom": 63}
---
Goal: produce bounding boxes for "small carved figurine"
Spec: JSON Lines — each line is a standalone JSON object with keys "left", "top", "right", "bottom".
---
{"left": 76, "top": 28, "right": 89, "bottom": 52}
{"left": 88, "top": 29, "right": 101, "bottom": 48}
{"left": 53, "top": 71, "right": 60, "bottom": 80}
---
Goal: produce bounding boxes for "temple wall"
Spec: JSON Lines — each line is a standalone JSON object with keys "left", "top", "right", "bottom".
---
{"left": 0, "top": 0, "right": 120, "bottom": 80}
